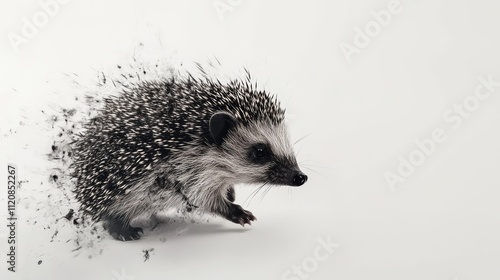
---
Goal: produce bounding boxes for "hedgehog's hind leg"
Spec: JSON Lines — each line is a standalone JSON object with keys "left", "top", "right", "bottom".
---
{"left": 102, "top": 214, "right": 143, "bottom": 241}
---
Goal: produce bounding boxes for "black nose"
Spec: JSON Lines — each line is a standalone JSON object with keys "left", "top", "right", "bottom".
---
{"left": 292, "top": 173, "right": 308, "bottom": 186}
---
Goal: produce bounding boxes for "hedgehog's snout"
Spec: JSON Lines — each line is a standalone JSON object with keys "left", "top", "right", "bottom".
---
{"left": 292, "top": 172, "right": 308, "bottom": 186}
{"left": 271, "top": 166, "right": 308, "bottom": 187}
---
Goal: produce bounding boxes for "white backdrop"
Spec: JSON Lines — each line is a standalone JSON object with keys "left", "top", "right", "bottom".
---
{"left": 1, "top": 0, "right": 500, "bottom": 280}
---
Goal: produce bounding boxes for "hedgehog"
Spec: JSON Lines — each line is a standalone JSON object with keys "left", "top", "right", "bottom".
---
{"left": 71, "top": 69, "right": 308, "bottom": 241}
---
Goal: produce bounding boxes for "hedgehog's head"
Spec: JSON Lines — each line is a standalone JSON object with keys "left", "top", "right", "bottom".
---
{"left": 209, "top": 112, "right": 307, "bottom": 187}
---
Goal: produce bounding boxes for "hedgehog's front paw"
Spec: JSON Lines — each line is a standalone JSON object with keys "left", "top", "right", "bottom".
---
{"left": 228, "top": 204, "right": 256, "bottom": 227}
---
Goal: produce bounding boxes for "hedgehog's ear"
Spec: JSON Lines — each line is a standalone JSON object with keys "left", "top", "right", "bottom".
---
{"left": 210, "top": 112, "right": 237, "bottom": 145}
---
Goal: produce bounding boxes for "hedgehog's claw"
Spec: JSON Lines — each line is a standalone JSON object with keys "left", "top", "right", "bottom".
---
{"left": 240, "top": 210, "right": 256, "bottom": 226}
{"left": 228, "top": 204, "right": 256, "bottom": 227}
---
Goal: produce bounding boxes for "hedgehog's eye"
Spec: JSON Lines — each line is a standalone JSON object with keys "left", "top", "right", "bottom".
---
{"left": 253, "top": 144, "right": 269, "bottom": 158}
{"left": 249, "top": 143, "right": 270, "bottom": 163}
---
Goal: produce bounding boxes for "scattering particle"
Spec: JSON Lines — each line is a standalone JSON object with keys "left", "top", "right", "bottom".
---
{"left": 64, "top": 209, "right": 74, "bottom": 220}
{"left": 143, "top": 248, "right": 154, "bottom": 262}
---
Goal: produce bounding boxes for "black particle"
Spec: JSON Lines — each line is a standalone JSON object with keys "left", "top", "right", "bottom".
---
{"left": 64, "top": 209, "right": 74, "bottom": 220}
{"left": 143, "top": 248, "right": 154, "bottom": 262}
{"left": 38, "top": 260, "right": 42, "bottom": 265}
